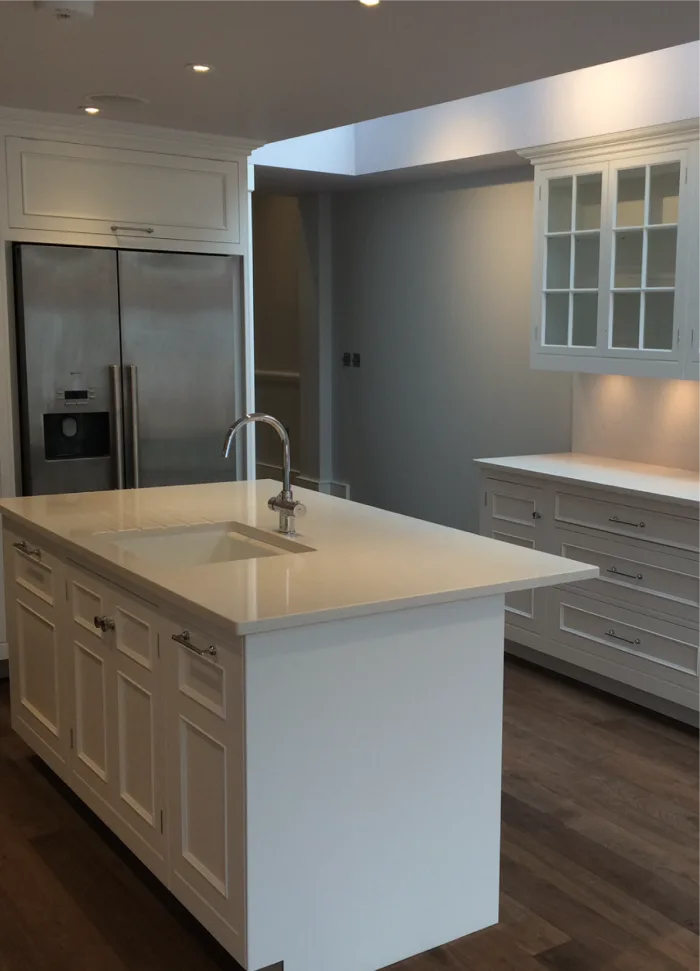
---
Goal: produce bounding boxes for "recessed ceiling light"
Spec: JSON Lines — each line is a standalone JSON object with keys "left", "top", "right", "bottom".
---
{"left": 80, "top": 105, "right": 100, "bottom": 114}
{"left": 359, "top": 0, "right": 380, "bottom": 6}
{"left": 187, "top": 63, "right": 213, "bottom": 74}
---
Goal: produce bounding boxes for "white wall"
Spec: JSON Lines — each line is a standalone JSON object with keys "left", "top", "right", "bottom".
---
{"left": 332, "top": 170, "right": 574, "bottom": 533}
{"left": 253, "top": 42, "right": 699, "bottom": 179}
{"left": 573, "top": 374, "right": 700, "bottom": 472}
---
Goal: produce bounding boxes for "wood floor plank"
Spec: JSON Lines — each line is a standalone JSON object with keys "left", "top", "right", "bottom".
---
{"left": 0, "top": 660, "right": 697, "bottom": 971}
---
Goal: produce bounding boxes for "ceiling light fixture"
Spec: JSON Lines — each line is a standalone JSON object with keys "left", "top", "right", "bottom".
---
{"left": 80, "top": 105, "right": 100, "bottom": 115}
{"left": 359, "top": 0, "right": 380, "bottom": 6}
{"left": 187, "top": 63, "right": 213, "bottom": 74}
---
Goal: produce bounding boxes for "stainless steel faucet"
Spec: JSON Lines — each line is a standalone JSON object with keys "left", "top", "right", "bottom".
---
{"left": 222, "top": 412, "right": 306, "bottom": 536}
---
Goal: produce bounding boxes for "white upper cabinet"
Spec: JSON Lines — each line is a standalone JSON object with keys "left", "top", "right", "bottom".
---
{"left": 524, "top": 124, "right": 699, "bottom": 380}
{"left": 6, "top": 137, "right": 241, "bottom": 244}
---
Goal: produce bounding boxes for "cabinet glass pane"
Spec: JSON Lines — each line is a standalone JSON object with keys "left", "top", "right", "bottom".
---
{"left": 649, "top": 162, "right": 680, "bottom": 225}
{"left": 614, "top": 231, "right": 643, "bottom": 288}
{"left": 643, "top": 292, "right": 675, "bottom": 350}
{"left": 646, "top": 227, "right": 677, "bottom": 287}
{"left": 572, "top": 293, "right": 598, "bottom": 347}
{"left": 544, "top": 293, "right": 569, "bottom": 345}
{"left": 573, "top": 234, "right": 600, "bottom": 288}
{"left": 548, "top": 178, "right": 573, "bottom": 233}
{"left": 546, "top": 236, "right": 571, "bottom": 289}
{"left": 575, "top": 173, "right": 602, "bottom": 230}
{"left": 611, "top": 292, "right": 641, "bottom": 348}
{"left": 616, "top": 167, "right": 646, "bottom": 227}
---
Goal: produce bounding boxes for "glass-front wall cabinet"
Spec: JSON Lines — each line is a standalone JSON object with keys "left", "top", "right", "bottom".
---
{"left": 528, "top": 127, "right": 698, "bottom": 379}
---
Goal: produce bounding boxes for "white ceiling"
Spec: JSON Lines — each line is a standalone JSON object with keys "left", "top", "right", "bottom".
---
{"left": 0, "top": 1, "right": 697, "bottom": 143}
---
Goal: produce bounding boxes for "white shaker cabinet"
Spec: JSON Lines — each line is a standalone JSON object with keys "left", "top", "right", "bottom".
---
{"left": 522, "top": 123, "right": 699, "bottom": 379}
{"left": 480, "top": 478, "right": 547, "bottom": 641}
{"left": 161, "top": 618, "right": 246, "bottom": 961}
{"left": 66, "top": 565, "right": 168, "bottom": 878}
{"left": 477, "top": 455, "right": 700, "bottom": 722}
{"left": 6, "top": 137, "right": 241, "bottom": 245}
{"left": 2, "top": 526, "right": 71, "bottom": 778}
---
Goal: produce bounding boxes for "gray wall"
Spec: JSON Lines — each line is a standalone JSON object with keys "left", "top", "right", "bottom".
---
{"left": 332, "top": 169, "right": 574, "bottom": 533}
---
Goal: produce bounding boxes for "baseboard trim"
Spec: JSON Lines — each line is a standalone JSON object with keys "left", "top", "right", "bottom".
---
{"left": 506, "top": 638, "right": 699, "bottom": 729}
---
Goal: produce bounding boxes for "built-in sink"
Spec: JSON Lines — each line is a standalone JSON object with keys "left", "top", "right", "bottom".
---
{"left": 97, "top": 521, "right": 313, "bottom": 568}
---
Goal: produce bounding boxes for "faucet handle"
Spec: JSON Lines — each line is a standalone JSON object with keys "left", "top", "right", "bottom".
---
{"left": 292, "top": 502, "right": 306, "bottom": 518}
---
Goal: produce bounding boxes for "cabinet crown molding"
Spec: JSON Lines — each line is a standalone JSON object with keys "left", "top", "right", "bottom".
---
{"left": 519, "top": 119, "right": 699, "bottom": 166}
{"left": 0, "top": 104, "right": 263, "bottom": 160}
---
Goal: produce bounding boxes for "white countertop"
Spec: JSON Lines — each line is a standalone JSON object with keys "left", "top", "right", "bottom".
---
{"left": 0, "top": 480, "right": 597, "bottom": 636}
{"left": 475, "top": 453, "right": 700, "bottom": 506}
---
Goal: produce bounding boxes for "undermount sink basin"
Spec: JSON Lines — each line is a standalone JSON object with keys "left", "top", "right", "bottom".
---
{"left": 97, "top": 521, "right": 312, "bottom": 568}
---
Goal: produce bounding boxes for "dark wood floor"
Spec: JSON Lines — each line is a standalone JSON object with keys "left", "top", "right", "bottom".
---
{"left": 0, "top": 659, "right": 697, "bottom": 971}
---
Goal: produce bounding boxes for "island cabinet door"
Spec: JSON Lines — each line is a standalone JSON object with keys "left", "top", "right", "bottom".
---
{"left": 3, "top": 528, "right": 70, "bottom": 780}
{"left": 480, "top": 477, "right": 549, "bottom": 642}
{"left": 66, "top": 567, "right": 167, "bottom": 879}
{"left": 161, "top": 619, "right": 246, "bottom": 967}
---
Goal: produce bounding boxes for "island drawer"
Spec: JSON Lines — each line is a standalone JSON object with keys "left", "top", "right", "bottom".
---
{"left": 555, "top": 529, "right": 699, "bottom": 627}
{"left": 549, "top": 589, "right": 699, "bottom": 678}
{"left": 6, "top": 528, "right": 60, "bottom": 608}
{"left": 554, "top": 492, "right": 698, "bottom": 552}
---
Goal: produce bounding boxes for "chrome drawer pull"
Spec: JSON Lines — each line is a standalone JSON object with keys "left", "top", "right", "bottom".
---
{"left": 609, "top": 515, "right": 646, "bottom": 529}
{"left": 606, "top": 567, "right": 644, "bottom": 581}
{"left": 13, "top": 540, "right": 41, "bottom": 559}
{"left": 110, "top": 225, "right": 154, "bottom": 234}
{"left": 605, "top": 628, "right": 641, "bottom": 646}
{"left": 172, "top": 630, "right": 217, "bottom": 658}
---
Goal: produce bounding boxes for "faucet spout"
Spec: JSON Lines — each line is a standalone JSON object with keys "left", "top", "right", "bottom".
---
{"left": 222, "top": 413, "right": 304, "bottom": 535}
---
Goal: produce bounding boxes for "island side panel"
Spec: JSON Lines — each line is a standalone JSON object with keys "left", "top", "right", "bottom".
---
{"left": 243, "top": 595, "right": 506, "bottom": 971}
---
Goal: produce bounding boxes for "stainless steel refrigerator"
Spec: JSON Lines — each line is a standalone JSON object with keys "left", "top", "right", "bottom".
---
{"left": 14, "top": 243, "right": 244, "bottom": 496}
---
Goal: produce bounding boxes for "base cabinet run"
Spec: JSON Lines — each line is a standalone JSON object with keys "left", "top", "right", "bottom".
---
{"left": 480, "top": 472, "right": 700, "bottom": 718}
{"left": 2, "top": 528, "right": 246, "bottom": 965}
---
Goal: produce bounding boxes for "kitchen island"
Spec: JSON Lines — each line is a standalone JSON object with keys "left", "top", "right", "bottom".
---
{"left": 0, "top": 481, "right": 597, "bottom": 971}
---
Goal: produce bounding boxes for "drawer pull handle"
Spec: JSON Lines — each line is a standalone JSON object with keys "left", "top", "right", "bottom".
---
{"left": 605, "top": 628, "right": 641, "bottom": 646}
{"left": 13, "top": 540, "right": 41, "bottom": 559}
{"left": 606, "top": 567, "right": 644, "bottom": 581}
{"left": 532, "top": 511, "right": 542, "bottom": 520}
{"left": 609, "top": 516, "right": 646, "bottom": 529}
{"left": 172, "top": 630, "right": 217, "bottom": 658}
{"left": 93, "top": 615, "right": 115, "bottom": 633}
{"left": 110, "top": 225, "right": 154, "bottom": 234}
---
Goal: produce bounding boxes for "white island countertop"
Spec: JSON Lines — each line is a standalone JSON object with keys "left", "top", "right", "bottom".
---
{"left": 0, "top": 480, "right": 597, "bottom": 636}
{"left": 476, "top": 452, "right": 700, "bottom": 506}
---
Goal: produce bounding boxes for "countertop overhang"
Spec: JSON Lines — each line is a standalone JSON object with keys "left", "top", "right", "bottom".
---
{"left": 0, "top": 480, "right": 598, "bottom": 636}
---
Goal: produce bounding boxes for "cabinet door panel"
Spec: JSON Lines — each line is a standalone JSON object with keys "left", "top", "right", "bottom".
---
{"left": 73, "top": 637, "right": 110, "bottom": 786}
{"left": 482, "top": 479, "right": 547, "bottom": 638}
{"left": 4, "top": 529, "right": 69, "bottom": 776}
{"left": 163, "top": 620, "right": 246, "bottom": 964}
{"left": 7, "top": 137, "right": 240, "bottom": 244}
{"left": 16, "top": 598, "right": 60, "bottom": 739}
{"left": 110, "top": 592, "right": 165, "bottom": 867}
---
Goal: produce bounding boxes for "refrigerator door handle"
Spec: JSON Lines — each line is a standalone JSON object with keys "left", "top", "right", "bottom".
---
{"left": 127, "top": 364, "right": 141, "bottom": 489}
{"left": 109, "top": 365, "right": 126, "bottom": 490}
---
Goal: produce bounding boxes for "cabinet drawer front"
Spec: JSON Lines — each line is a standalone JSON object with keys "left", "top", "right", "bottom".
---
{"left": 555, "top": 492, "right": 698, "bottom": 551}
{"left": 7, "top": 137, "right": 240, "bottom": 243}
{"left": 558, "top": 531, "right": 699, "bottom": 625}
{"left": 11, "top": 540, "right": 56, "bottom": 606}
{"left": 486, "top": 479, "right": 544, "bottom": 529}
{"left": 553, "top": 592, "right": 698, "bottom": 676}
